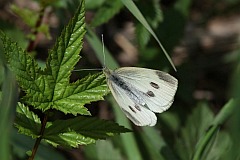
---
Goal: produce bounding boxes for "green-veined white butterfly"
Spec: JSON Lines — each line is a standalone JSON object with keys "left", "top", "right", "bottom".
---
{"left": 103, "top": 66, "right": 178, "bottom": 126}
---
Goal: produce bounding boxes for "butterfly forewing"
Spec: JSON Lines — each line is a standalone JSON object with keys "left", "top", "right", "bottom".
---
{"left": 115, "top": 67, "right": 178, "bottom": 113}
{"left": 103, "top": 67, "right": 178, "bottom": 126}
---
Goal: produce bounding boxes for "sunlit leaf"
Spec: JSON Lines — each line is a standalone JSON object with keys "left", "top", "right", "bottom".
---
{"left": 44, "top": 116, "right": 131, "bottom": 147}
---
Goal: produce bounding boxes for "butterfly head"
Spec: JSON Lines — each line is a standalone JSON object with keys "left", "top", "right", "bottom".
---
{"left": 103, "top": 66, "right": 112, "bottom": 78}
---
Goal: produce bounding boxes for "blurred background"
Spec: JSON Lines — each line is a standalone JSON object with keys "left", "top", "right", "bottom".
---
{"left": 0, "top": 0, "right": 240, "bottom": 159}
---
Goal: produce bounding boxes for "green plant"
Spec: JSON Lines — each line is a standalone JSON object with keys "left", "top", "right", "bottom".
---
{"left": 1, "top": 0, "right": 240, "bottom": 160}
{"left": 0, "top": 1, "right": 130, "bottom": 159}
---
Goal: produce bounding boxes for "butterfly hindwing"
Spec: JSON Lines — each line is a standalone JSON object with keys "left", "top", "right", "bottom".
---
{"left": 106, "top": 70, "right": 157, "bottom": 126}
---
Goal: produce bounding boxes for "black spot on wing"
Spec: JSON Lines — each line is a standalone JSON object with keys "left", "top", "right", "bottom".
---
{"left": 134, "top": 105, "right": 141, "bottom": 111}
{"left": 150, "top": 82, "right": 159, "bottom": 89}
{"left": 129, "top": 106, "right": 136, "bottom": 113}
{"left": 122, "top": 108, "right": 140, "bottom": 125}
{"left": 155, "top": 71, "right": 177, "bottom": 85}
{"left": 147, "top": 91, "right": 155, "bottom": 97}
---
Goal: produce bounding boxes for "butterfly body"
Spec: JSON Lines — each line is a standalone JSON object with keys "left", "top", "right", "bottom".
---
{"left": 103, "top": 67, "right": 178, "bottom": 126}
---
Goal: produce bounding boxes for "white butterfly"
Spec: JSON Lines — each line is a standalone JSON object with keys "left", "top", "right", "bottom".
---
{"left": 103, "top": 67, "right": 178, "bottom": 126}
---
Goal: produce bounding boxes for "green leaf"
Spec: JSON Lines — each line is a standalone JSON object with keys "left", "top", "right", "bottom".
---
{"left": 44, "top": 131, "right": 95, "bottom": 147}
{"left": 135, "top": 0, "right": 163, "bottom": 48}
{"left": 85, "top": 0, "right": 105, "bottom": 9}
{"left": 10, "top": 4, "right": 38, "bottom": 28}
{"left": 83, "top": 140, "right": 123, "bottom": 160}
{"left": 1, "top": 1, "right": 108, "bottom": 115}
{"left": 11, "top": 128, "right": 66, "bottom": 160}
{"left": 0, "top": 30, "right": 41, "bottom": 93}
{"left": 43, "top": 116, "right": 131, "bottom": 147}
{"left": 135, "top": 24, "right": 151, "bottom": 49}
{"left": 121, "top": 0, "right": 176, "bottom": 71}
{"left": 90, "top": 0, "right": 124, "bottom": 27}
{"left": 175, "top": 0, "right": 192, "bottom": 17}
{"left": 205, "top": 131, "right": 232, "bottom": 160}
{"left": 51, "top": 73, "right": 107, "bottom": 115}
{"left": 24, "top": 72, "right": 108, "bottom": 115}
{"left": 192, "top": 99, "right": 237, "bottom": 160}
{"left": 0, "top": 21, "right": 28, "bottom": 49}
{"left": 15, "top": 102, "right": 130, "bottom": 148}
{"left": 45, "top": 1, "right": 86, "bottom": 86}
{"left": 229, "top": 61, "right": 240, "bottom": 159}
{"left": 37, "top": 24, "right": 51, "bottom": 40}
{"left": 0, "top": 57, "right": 18, "bottom": 160}
{"left": 175, "top": 102, "right": 214, "bottom": 160}
{"left": 139, "top": 127, "right": 166, "bottom": 160}
{"left": 15, "top": 103, "right": 41, "bottom": 138}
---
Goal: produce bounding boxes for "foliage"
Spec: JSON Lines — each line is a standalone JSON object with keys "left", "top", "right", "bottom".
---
{"left": 10, "top": 4, "right": 51, "bottom": 40}
{"left": 0, "top": 52, "right": 18, "bottom": 160}
{"left": 0, "top": 0, "right": 130, "bottom": 159}
{"left": 90, "top": 0, "right": 124, "bottom": 27}
{"left": 0, "top": 0, "right": 239, "bottom": 159}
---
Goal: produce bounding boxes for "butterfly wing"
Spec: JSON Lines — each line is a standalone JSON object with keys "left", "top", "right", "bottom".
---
{"left": 106, "top": 77, "right": 157, "bottom": 126}
{"left": 115, "top": 67, "right": 178, "bottom": 113}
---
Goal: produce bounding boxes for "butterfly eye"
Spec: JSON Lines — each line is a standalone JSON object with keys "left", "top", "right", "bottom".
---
{"left": 150, "top": 82, "right": 159, "bottom": 89}
{"left": 147, "top": 91, "right": 155, "bottom": 97}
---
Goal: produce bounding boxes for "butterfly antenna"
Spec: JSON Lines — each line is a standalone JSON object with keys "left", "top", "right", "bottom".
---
{"left": 73, "top": 68, "right": 102, "bottom": 72}
{"left": 101, "top": 34, "right": 106, "bottom": 68}
{"left": 74, "top": 35, "right": 106, "bottom": 73}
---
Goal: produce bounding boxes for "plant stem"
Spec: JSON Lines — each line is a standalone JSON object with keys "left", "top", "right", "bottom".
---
{"left": 26, "top": 7, "right": 45, "bottom": 52}
{"left": 28, "top": 114, "right": 48, "bottom": 160}
{"left": 26, "top": 6, "right": 47, "bottom": 160}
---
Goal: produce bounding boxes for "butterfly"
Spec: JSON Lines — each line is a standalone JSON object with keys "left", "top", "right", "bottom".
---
{"left": 103, "top": 66, "right": 178, "bottom": 126}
